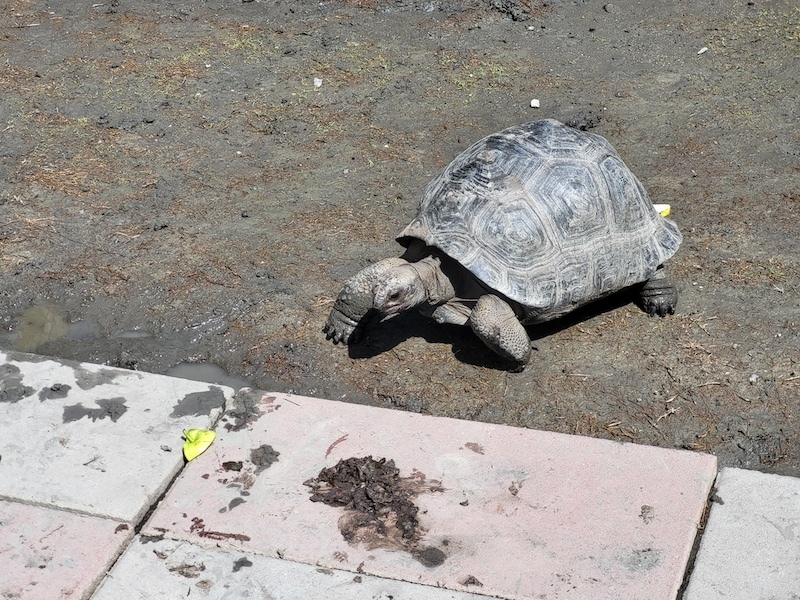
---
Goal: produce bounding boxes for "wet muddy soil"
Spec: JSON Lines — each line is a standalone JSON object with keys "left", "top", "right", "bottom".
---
{"left": 1, "top": 1, "right": 798, "bottom": 474}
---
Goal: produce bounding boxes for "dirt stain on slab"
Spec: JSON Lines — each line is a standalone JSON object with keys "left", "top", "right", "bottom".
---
{"left": 220, "top": 389, "right": 266, "bottom": 432}
{"left": 189, "top": 517, "right": 251, "bottom": 543}
{"left": 464, "top": 442, "right": 485, "bottom": 455}
{"left": 618, "top": 547, "right": 662, "bottom": 572}
{"left": 169, "top": 387, "right": 226, "bottom": 417}
{"left": 250, "top": 444, "right": 280, "bottom": 474}
{"left": 232, "top": 557, "right": 253, "bottom": 572}
{"left": 304, "top": 456, "right": 446, "bottom": 567}
{"left": 0, "top": 364, "right": 35, "bottom": 403}
{"left": 62, "top": 398, "right": 128, "bottom": 423}
{"left": 168, "top": 562, "right": 206, "bottom": 578}
{"left": 38, "top": 383, "right": 72, "bottom": 401}
{"left": 73, "top": 366, "right": 125, "bottom": 390}
{"left": 215, "top": 445, "right": 279, "bottom": 513}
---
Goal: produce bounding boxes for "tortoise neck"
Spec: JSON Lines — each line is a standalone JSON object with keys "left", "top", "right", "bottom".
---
{"left": 407, "top": 256, "right": 456, "bottom": 305}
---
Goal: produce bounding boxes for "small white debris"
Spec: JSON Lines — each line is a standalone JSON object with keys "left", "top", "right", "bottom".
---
{"left": 313, "top": 77, "right": 323, "bottom": 88}
{"left": 748, "top": 374, "right": 760, "bottom": 384}
{"left": 653, "top": 203, "right": 671, "bottom": 217}
{"left": 697, "top": 47, "right": 708, "bottom": 55}
{"left": 530, "top": 98, "right": 540, "bottom": 108}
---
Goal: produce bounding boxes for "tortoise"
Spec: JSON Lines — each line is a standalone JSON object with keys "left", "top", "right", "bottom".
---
{"left": 324, "top": 119, "right": 682, "bottom": 369}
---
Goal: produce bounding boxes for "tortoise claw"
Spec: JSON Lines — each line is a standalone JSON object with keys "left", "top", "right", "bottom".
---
{"left": 324, "top": 309, "right": 365, "bottom": 345}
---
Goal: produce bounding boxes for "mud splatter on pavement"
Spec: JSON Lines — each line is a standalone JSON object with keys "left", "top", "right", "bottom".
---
{"left": 304, "top": 456, "right": 446, "bottom": 566}
{"left": 62, "top": 398, "right": 128, "bottom": 423}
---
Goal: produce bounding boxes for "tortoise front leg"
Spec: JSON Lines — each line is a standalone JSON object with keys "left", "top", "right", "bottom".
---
{"left": 469, "top": 294, "right": 531, "bottom": 369}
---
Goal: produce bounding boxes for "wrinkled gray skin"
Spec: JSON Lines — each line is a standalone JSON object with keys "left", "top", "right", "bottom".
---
{"left": 324, "top": 238, "right": 678, "bottom": 370}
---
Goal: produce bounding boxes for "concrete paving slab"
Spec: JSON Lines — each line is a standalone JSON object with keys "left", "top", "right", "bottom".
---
{"left": 145, "top": 390, "right": 717, "bottom": 600}
{"left": 0, "top": 349, "right": 232, "bottom": 522}
{"left": 683, "top": 467, "right": 800, "bottom": 600}
{"left": 93, "top": 536, "right": 499, "bottom": 599}
{"left": 0, "top": 499, "right": 133, "bottom": 600}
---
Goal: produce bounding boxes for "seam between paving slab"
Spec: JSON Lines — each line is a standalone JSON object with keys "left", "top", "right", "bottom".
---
{"left": 0, "top": 494, "right": 132, "bottom": 523}
{"left": 0, "top": 450, "right": 186, "bottom": 525}
{"left": 82, "top": 433, "right": 211, "bottom": 599}
{"left": 675, "top": 474, "right": 720, "bottom": 600}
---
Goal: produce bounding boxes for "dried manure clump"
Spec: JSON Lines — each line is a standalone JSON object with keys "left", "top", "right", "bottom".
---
{"left": 304, "top": 456, "right": 446, "bottom": 565}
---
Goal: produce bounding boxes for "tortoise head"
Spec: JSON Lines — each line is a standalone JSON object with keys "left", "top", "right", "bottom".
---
{"left": 325, "top": 257, "right": 423, "bottom": 345}
{"left": 372, "top": 263, "right": 427, "bottom": 316}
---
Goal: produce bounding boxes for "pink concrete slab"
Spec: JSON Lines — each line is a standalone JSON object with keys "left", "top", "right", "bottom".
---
{"left": 145, "top": 391, "right": 717, "bottom": 600}
{"left": 0, "top": 500, "right": 133, "bottom": 600}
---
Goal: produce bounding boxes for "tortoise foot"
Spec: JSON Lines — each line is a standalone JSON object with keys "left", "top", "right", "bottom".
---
{"left": 640, "top": 266, "right": 678, "bottom": 317}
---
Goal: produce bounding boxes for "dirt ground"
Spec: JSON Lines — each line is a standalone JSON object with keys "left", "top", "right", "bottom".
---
{"left": 1, "top": 0, "right": 798, "bottom": 475}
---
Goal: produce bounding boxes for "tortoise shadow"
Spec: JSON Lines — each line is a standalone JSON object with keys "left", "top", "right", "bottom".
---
{"left": 346, "top": 285, "right": 646, "bottom": 371}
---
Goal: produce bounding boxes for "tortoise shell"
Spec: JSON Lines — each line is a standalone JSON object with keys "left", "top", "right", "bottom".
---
{"left": 398, "top": 119, "right": 682, "bottom": 321}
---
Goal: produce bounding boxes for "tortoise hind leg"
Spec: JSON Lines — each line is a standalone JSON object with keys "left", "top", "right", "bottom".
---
{"left": 469, "top": 294, "right": 531, "bottom": 369}
{"left": 640, "top": 265, "right": 678, "bottom": 317}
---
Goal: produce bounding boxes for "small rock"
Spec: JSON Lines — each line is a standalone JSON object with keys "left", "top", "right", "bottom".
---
{"left": 530, "top": 98, "right": 540, "bottom": 108}
{"left": 748, "top": 374, "right": 760, "bottom": 384}
{"left": 603, "top": 3, "right": 616, "bottom": 13}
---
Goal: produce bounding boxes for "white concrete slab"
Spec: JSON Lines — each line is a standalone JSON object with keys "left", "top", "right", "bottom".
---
{"left": 684, "top": 467, "right": 800, "bottom": 600}
{"left": 92, "top": 536, "right": 499, "bottom": 599}
{"left": 0, "top": 349, "right": 232, "bottom": 522}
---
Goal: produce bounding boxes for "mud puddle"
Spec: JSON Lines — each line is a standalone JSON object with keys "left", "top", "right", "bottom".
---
{"left": 165, "top": 362, "right": 251, "bottom": 391}
{"left": 5, "top": 303, "right": 251, "bottom": 389}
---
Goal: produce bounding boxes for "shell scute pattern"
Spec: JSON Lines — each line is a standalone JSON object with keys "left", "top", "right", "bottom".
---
{"left": 599, "top": 155, "right": 650, "bottom": 232}
{"left": 398, "top": 119, "right": 681, "bottom": 320}
{"left": 536, "top": 161, "right": 605, "bottom": 240}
